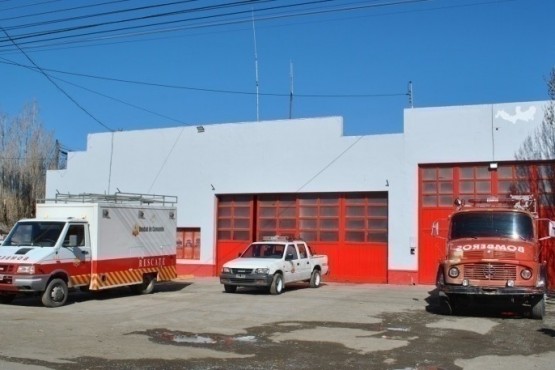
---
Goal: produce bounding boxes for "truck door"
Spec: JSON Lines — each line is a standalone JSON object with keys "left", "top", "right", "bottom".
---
{"left": 284, "top": 244, "right": 302, "bottom": 283}
{"left": 61, "top": 224, "right": 91, "bottom": 286}
{"left": 296, "top": 243, "right": 312, "bottom": 280}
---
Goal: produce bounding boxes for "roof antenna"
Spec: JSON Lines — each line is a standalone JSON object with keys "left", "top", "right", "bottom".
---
{"left": 252, "top": 9, "right": 260, "bottom": 121}
{"left": 289, "top": 60, "right": 294, "bottom": 119}
{"left": 408, "top": 81, "right": 414, "bottom": 108}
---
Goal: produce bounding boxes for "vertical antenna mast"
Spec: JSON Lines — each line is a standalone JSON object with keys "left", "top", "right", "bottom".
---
{"left": 289, "top": 60, "right": 294, "bottom": 119}
{"left": 408, "top": 81, "right": 414, "bottom": 108}
{"left": 252, "top": 10, "right": 260, "bottom": 121}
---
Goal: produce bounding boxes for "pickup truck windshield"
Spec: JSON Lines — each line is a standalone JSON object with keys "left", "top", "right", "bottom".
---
{"left": 450, "top": 211, "right": 534, "bottom": 241}
{"left": 1, "top": 221, "right": 65, "bottom": 247}
{"left": 241, "top": 243, "right": 285, "bottom": 259}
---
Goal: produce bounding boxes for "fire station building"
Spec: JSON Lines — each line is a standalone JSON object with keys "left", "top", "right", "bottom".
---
{"left": 45, "top": 100, "right": 554, "bottom": 285}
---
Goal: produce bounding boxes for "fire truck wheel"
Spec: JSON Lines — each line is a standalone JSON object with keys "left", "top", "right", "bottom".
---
{"left": 224, "top": 284, "right": 237, "bottom": 293}
{"left": 531, "top": 296, "right": 545, "bottom": 320}
{"left": 41, "top": 278, "right": 68, "bottom": 308}
{"left": 309, "top": 269, "right": 321, "bottom": 288}
{"left": 270, "top": 273, "right": 284, "bottom": 295}
{"left": 0, "top": 293, "right": 16, "bottom": 304}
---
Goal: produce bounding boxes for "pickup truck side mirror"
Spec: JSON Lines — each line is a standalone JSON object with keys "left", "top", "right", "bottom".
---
{"left": 285, "top": 253, "right": 294, "bottom": 261}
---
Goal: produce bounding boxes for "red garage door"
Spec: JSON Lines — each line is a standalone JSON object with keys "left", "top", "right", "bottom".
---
{"left": 418, "top": 162, "right": 555, "bottom": 286}
{"left": 216, "top": 192, "right": 388, "bottom": 283}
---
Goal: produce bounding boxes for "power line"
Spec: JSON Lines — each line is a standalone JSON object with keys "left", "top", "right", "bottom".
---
{"left": 0, "top": 0, "right": 430, "bottom": 52}
{"left": 0, "top": 57, "right": 408, "bottom": 99}
{"left": 0, "top": 27, "right": 115, "bottom": 132}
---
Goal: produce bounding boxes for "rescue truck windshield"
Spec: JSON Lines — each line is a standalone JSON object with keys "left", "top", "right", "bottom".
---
{"left": 241, "top": 243, "right": 285, "bottom": 259}
{"left": 450, "top": 211, "right": 534, "bottom": 241}
{"left": 2, "top": 221, "right": 65, "bottom": 247}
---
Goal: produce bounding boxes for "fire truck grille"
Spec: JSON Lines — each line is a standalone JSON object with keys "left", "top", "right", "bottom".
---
{"left": 464, "top": 263, "right": 517, "bottom": 280}
{"left": 464, "top": 251, "right": 516, "bottom": 260}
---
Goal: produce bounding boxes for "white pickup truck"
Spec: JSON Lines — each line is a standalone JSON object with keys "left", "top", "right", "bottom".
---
{"left": 219, "top": 237, "right": 329, "bottom": 295}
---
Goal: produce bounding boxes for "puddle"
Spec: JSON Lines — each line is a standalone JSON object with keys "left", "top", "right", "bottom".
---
{"left": 172, "top": 335, "right": 217, "bottom": 344}
{"left": 148, "top": 329, "right": 260, "bottom": 346}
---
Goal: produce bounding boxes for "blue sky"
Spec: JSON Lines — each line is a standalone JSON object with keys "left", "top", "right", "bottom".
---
{"left": 0, "top": 0, "right": 553, "bottom": 151}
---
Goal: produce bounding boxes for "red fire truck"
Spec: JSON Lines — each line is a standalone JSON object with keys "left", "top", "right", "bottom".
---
{"left": 433, "top": 195, "right": 555, "bottom": 319}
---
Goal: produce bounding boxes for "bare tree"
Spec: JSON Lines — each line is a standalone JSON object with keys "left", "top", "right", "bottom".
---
{"left": 514, "top": 68, "right": 555, "bottom": 290}
{"left": 516, "top": 68, "right": 555, "bottom": 160}
{"left": 0, "top": 101, "right": 57, "bottom": 231}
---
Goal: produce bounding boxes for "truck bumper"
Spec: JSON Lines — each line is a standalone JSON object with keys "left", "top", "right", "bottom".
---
{"left": 439, "top": 284, "right": 545, "bottom": 296}
{"left": 0, "top": 274, "right": 49, "bottom": 293}
{"left": 220, "top": 273, "right": 274, "bottom": 288}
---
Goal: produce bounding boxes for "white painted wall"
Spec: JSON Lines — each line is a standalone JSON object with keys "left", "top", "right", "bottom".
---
{"left": 402, "top": 101, "right": 548, "bottom": 270}
{"left": 47, "top": 101, "right": 550, "bottom": 272}
{"left": 47, "top": 117, "right": 404, "bottom": 267}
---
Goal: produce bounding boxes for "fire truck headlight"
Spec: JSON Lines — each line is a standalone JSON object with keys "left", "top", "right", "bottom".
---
{"left": 16, "top": 264, "right": 35, "bottom": 274}
{"left": 520, "top": 269, "right": 532, "bottom": 280}
{"left": 448, "top": 267, "right": 460, "bottom": 278}
{"left": 222, "top": 267, "right": 231, "bottom": 273}
{"left": 507, "top": 280, "right": 515, "bottom": 287}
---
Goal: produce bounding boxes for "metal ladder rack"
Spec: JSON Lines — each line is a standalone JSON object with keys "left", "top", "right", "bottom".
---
{"left": 41, "top": 191, "right": 178, "bottom": 206}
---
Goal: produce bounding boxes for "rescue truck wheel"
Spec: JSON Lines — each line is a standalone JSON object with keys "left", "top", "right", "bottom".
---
{"left": 309, "top": 269, "right": 321, "bottom": 288}
{"left": 130, "top": 274, "right": 157, "bottom": 295}
{"left": 224, "top": 284, "right": 237, "bottom": 293}
{"left": 270, "top": 273, "right": 284, "bottom": 295}
{"left": 531, "top": 295, "right": 545, "bottom": 320}
{"left": 41, "top": 278, "right": 68, "bottom": 307}
{"left": 0, "top": 293, "right": 16, "bottom": 304}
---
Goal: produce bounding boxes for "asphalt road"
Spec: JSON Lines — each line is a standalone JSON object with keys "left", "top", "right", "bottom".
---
{"left": 1, "top": 277, "right": 555, "bottom": 370}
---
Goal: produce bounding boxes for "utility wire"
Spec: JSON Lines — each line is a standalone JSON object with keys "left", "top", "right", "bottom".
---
{"left": 0, "top": 58, "right": 408, "bottom": 99}
{"left": 0, "top": 0, "right": 425, "bottom": 50}
{"left": 0, "top": 27, "right": 114, "bottom": 132}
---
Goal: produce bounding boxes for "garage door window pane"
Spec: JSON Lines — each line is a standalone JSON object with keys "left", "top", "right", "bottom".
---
{"left": 300, "top": 207, "right": 317, "bottom": 217}
{"left": 300, "top": 219, "right": 317, "bottom": 229}
{"left": 320, "top": 219, "right": 339, "bottom": 229}
{"left": 320, "top": 231, "right": 338, "bottom": 241}
{"left": 346, "top": 231, "right": 365, "bottom": 242}
{"left": 347, "top": 219, "right": 365, "bottom": 229}
{"left": 279, "top": 219, "right": 296, "bottom": 229}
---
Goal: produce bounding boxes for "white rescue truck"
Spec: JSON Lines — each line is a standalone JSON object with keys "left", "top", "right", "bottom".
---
{"left": 220, "top": 236, "right": 329, "bottom": 294}
{"left": 0, "top": 192, "right": 177, "bottom": 307}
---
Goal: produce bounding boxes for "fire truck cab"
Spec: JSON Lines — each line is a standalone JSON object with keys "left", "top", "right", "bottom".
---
{"left": 433, "top": 195, "right": 555, "bottom": 319}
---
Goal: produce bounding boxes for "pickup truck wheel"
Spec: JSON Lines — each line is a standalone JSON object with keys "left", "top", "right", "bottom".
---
{"left": 224, "top": 284, "right": 237, "bottom": 293}
{"left": 531, "top": 295, "right": 545, "bottom": 320}
{"left": 41, "top": 278, "right": 68, "bottom": 307}
{"left": 309, "top": 270, "right": 321, "bottom": 288}
{"left": 270, "top": 273, "right": 284, "bottom": 295}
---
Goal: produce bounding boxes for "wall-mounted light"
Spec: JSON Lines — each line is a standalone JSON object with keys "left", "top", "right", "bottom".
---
{"left": 138, "top": 210, "right": 145, "bottom": 219}
{"left": 489, "top": 162, "right": 498, "bottom": 170}
{"left": 102, "top": 209, "right": 110, "bottom": 218}
{"left": 169, "top": 211, "right": 175, "bottom": 220}
{"left": 196, "top": 126, "right": 205, "bottom": 133}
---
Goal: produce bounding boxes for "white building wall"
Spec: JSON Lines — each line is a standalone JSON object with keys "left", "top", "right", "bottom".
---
{"left": 47, "top": 116, "right": 404, "bottom": 268}
{"left": 47, "top": 101, "right": 551, "bottom": 275}
{"left": 402, "top": 101, "right": 548, "bottom": 271}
